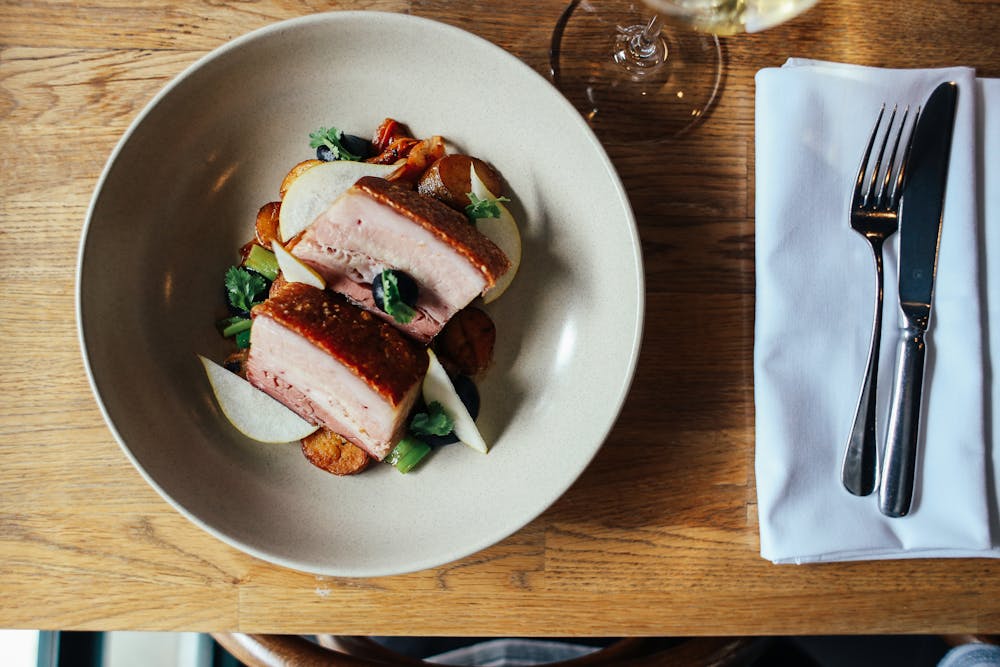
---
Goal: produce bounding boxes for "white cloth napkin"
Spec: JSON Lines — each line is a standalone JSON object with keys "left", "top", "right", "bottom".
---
{"left": 754, "top": 59, "right": 1000, "bottom": 563}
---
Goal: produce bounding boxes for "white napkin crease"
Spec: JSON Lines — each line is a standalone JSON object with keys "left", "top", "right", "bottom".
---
{"left": 754, "top": 59, "right": 1000, "bottom": 563}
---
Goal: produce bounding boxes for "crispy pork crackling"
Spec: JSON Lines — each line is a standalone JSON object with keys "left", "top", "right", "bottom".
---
{"left": 245, "top": 282, "right": 428, "bottom": 460}
{"left": 289, "top": 176, "right": 510, "bottom": 342}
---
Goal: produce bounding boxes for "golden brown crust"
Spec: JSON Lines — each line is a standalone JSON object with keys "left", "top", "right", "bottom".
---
{"left": 255, "top": 201, "right": 281, "bottom": 247}
{"left": 301, "top": 429, "right": 371, "bottom": 475}
{"left": 353, "top": 176, "right": 510, "bottom": 287}
{"left": 252, "top": 282, "right": 427, "bottom": 406}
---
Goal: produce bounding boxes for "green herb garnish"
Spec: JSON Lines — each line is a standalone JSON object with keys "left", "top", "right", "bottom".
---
{"left": 410, "top": 401, "right": 455, "bottom": 437}
{"left": 234, "top": 327, "right": 252, "bottom": 350}
{"left": 309, "top": 126, "right": 361, "bottom": 161}
{"left": 465, "top": 192, "right": 511, "bottom": 222}
{"left": 380, "top": 270, "right": 416, "bottom": 324}
{"left": 225, "top": 266, "right": 269, "bottom": 313}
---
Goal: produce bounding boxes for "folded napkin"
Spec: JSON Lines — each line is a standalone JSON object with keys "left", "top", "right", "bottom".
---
{"left": 754, "top": 60, "right": 1000, "bottom": 563}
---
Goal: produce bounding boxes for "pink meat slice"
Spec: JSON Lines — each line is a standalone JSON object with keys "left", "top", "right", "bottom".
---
{"left": 289, "top": 176, "right": 510, "bottom": 343}
{"left": 245, "top": 283, "right": 428, "bottom": 461}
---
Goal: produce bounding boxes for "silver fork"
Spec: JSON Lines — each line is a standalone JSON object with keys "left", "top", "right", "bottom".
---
{"left": 842, "top": 104, "right": 917, "bottom": 497}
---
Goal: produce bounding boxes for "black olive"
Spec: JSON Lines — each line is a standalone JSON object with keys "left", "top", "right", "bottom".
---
{"left": 341, "top": 133, "right": 373, "bottom": 159}
{"left": 372, "top": 269, "right": 419, "bottom": 314}
{"left": 316, "top": 144, "right": 335, "bottom": 162}
{"left": 315, "top": 133, "right": 373, "bottom": 161}
{"left": 416, "top": 375, "right": 480, "bottom": 447}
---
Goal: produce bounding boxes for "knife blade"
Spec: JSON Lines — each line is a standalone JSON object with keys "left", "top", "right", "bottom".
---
{"left": 878, "top": 81, "right": 958, "bottom": 518}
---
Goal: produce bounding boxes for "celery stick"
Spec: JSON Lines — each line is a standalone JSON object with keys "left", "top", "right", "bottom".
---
{"left": 221, "top": 318, "right": 252, "bottom": 338}
{"left": 245, "top": 244, "right": 279, "bottom": 281}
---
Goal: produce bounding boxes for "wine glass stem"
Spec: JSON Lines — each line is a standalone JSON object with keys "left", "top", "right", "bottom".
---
{"left": 636, "top": 15, "right": 665, "bottom": 60}
{"left": 614, "top": 14, "right": 667, "bottom": 71}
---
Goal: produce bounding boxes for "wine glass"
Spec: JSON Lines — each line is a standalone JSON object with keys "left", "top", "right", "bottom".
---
{"left": 550, "top": 0, "right": 819, "bottom": 142}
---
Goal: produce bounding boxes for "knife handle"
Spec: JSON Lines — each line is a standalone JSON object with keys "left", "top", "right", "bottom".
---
{"left": 878, "top": 326, "right": 926, "bottom": 517}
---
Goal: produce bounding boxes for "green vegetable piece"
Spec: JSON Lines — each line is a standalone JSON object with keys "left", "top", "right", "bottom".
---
{"left": 385, "top": 435, "right": 423, "bottom": 467}
{"left": 309, "top": 126, "right": 362, "bottom": 161}
{"left": 234, "top": 328, "right": 252, "bottom": 349}
{"left": 245, "top": 244, "right": 280, "bottom": 281}
{"left": 216, "top": 314, "right": 244, "bottom": 333}
{"left": 465, "top": 192, "right": 511, "bottom": 222}
{"left": 225, "top": 266, "right": 269, "bottom": 313}
{"left": 379, "top": 270, "right": 416, "bottom": 324}
{"left": 396, "top": 442, "right": 431, "bottom": 474}
{"left": 410, "top": 401, "right": 454, "bottom": 436}
{"left": 221, "top": 317, "right": 252, "bottom": 338}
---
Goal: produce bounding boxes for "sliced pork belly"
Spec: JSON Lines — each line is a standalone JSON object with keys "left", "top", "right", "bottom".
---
{"left": 288, "top": 176, "right": 510, "bottom": 343}
{"left": 245, "top": 282, "right": 428, "bottom": 461}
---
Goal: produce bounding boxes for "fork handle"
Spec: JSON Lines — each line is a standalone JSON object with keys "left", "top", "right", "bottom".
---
{"left": 878, "top": 325, "right": 926, "bottom": 517}
{"left": 842, "top": 244, "right": 884, "bottom": 496}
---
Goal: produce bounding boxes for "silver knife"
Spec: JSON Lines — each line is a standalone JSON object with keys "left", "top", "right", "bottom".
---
{"left": 878, "top": 81, "right": 958, "bottom": 518}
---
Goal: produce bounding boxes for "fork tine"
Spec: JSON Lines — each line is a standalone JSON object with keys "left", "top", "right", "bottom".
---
{"left": 854, "top": 105, "right": 886, "bottom": 207}
{"left": 876, "top": 105, "right": 910, "bottom": 209}
{"left": 888, "top": 106, "right": 921, "bottom": 209}
{"left": 865, "top": 104, "right": 897, "bottom": 208}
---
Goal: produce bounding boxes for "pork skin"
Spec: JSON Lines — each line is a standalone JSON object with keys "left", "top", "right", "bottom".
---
{"left": 245, "top": 282, "right": 428, "bottom": 460}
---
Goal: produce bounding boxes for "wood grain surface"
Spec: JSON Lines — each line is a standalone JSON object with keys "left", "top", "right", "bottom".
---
{"left": 2, "top": 0, "right": 1000, "bottom": 635}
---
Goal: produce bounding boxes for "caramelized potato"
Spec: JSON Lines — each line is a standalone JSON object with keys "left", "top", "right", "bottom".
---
{"left": 279, "top": 159, "right": 323, "bottom": 199}
{"left": 222, "top": 349, "right": 250, "bottom": 379}
{"left": 255, "top": 201, "right": 281, "bottom": 247}
{"left": 433, "top": 307, "right": 496, "bottom": 376}
{"left": 371, "top": 117, "right": 413, "bottom": 152}
{"left": 386, "top": 135, "right": 446, "bottom": 183}
{"left": 301, "top": 429, "right": 371, "bottom": 476}
{"left": 416, "top": 155, "right": 503, "bottom": 210}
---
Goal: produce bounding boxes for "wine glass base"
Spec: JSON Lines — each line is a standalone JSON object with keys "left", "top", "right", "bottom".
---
{"left": 551, "top": 0, "right": 723, "bottom": 142}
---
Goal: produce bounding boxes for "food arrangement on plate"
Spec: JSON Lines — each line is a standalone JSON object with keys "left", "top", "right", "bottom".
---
{"left": 200, "top": 118, "right": 523, "bottom": 476}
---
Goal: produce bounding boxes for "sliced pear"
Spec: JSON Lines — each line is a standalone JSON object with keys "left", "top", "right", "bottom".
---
{"left": 278, "top": 160, "right": 397, "bottom": 242}
{"left": 469, "top": 166, "right": 521, "bottom": 303}
{"left": 199, "top": 354, "right": 318, "bottom": 443}
{"left": 422, "top": 349, "right": 488, "bottom": 454}
{"left": 271, "top": 240, "right": 325, "bottom": 289}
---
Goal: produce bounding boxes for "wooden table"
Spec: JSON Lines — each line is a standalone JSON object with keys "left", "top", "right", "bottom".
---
{"left": 2, "top": 0, "right": 999, "bottom": 636}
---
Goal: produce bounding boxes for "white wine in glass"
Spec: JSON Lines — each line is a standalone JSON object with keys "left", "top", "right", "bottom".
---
{"left": 645, "top": 0, "right": 818, "bottom": 35}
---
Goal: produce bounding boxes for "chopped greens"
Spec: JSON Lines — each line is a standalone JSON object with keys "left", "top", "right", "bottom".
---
{"left": 225, "top": 266, "right": 269, "bottom": 313}
{"left": 309, "top": 126, "right": 362, "bottom": 161}
{"left": 465, "top": 192, "right": 511, "bottom": 222}
{"left": 218, "top": 315, "right": 252, "bottom": 338}
{"left": 410, "top": 401, "right": 455, "bottom": 437}
{"left": 234, "top": 328, "right": 252, "bottom": 350}
{"left": 379, "top": 269, "right": 416, "bottom": 324}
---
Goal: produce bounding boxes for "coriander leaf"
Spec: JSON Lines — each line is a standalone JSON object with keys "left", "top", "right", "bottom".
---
{"left": 465, "top": 192, "right": 511, "bottom": 222}
{"left": 308, "top": 126, "right": 361, "bottom": 161}
{"left": 380, "top": 270, "right": 417, "bottom": 324}
{"left": 225, "top": 266, "right": 269, "bottom": 313}
{"left": 410, "top": 401, "right": 455, "bottom": 436}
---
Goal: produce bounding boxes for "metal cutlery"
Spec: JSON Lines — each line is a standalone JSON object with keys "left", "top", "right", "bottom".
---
{"left": 842, "top": 104, "right": 917, "bottom": 497}
{"left": 879, "top": 81, "right": 959, "bottom": 518}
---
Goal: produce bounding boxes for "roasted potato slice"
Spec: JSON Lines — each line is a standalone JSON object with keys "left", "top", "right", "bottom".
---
{"left": 255, "top": 201, "right": 281, "bottom": 248}
{"left": 433, "top": 306, "right": 496, "bottom": 376}
{"left": 222, "top": 349, "right": 250, "bottom": 379}
{"left": 301, "top": 429, "right": 371, "bottom": 476}
{"left": 416, "top": 155, "right": 503, "bottom": 210}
